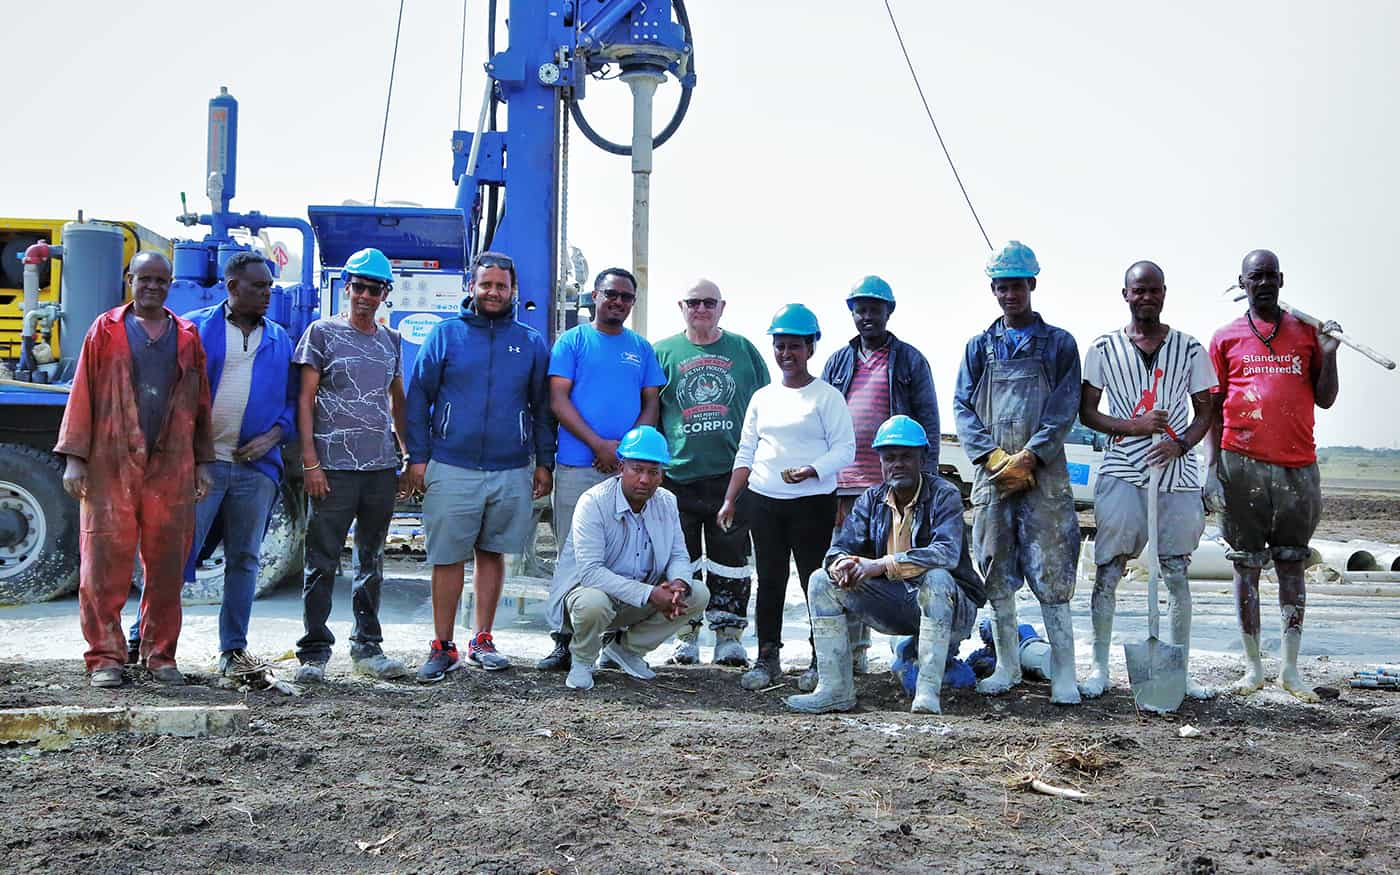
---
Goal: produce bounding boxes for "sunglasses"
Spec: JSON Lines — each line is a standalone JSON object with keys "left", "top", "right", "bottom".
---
{"left": 683, "top": 298, "right": 720, "bottom": 310}
{"left": 347, "top": 280, "right": 389, "bottom": 296}
{"left": 599, "top": 289, "right": 637, "bottom": 303}
{"left": 473, "top": 254, "right": 515, "bottom": 270}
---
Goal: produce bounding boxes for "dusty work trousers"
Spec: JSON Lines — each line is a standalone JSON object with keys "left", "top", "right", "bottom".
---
{"left": 297, "top": 468, "right": 397, "bottom": 663}
{"left": 665, "top": 473, "right": 754, "bottom": 630}
{"left": 807, "top": 568, "right": 977, "bottom": 662}
{"left": 80, "top": 474, "right": 195, "bottom": 672}
{"left": 564, "top": 579, "right": 711, "bottom": 666}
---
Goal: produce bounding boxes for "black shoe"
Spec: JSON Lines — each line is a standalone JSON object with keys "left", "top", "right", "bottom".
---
{"left": 126, "top": 638, "right": 141, "bottom": 666}
{"left": 537, "top": 632, "right": 572, "bottom": 671}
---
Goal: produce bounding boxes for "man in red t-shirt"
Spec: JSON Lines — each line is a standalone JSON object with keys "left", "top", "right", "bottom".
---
{"left": 1204, "top": 249, "right": 1340, "bottom": 702}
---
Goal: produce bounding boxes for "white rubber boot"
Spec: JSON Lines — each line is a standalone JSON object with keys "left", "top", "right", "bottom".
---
{"left": 1041, "top": 602, "right": 1081, "bottom": 705}
{"left": 976, "top": 599, "right": 1022, "bottom": 695}
{"left": 849, "top": 615, "right": 871, "bottom": 674}
{"left": 712, "top": 626, "right": 749, "bottom": 667}
{"left": 911, "top": 615, "right": 950, "bottom": 714}
{"left": 1164, "top": 561, "right": 1215, "bottom": 700}
{"left": 1231, "top": 632, "right": 1265, "bottom": 694}
{"left": 784, "top": 616, "right": 856, "bottom": 713}
{"left": 1278, "top": 625, "right": 1319, "bottom": 703}
{"left": 1079, "top": 560, "right": 1122, "bottom": 699}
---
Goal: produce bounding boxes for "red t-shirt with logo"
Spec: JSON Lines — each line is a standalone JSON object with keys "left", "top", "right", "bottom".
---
{"left": 1208, "top": 312, "right": 1323, "bottom": 467}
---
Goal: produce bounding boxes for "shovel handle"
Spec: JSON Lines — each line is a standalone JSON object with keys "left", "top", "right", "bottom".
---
{"left": 1282, "top": 304, "right": 1396, "bottom": 370}
{"left": 1146, "top": 457, "right": 1161, "bottom": 641}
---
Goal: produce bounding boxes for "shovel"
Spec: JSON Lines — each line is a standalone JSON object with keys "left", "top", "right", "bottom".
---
{"left": 1124, "top": 458, "right": 1187, "bottom": 713}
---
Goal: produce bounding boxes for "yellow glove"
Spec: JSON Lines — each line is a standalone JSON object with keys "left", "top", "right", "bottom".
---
{"left": 984, "top": 448, "right": 1012, "bottom": 474}
{"left": 989, "top": 449, "right": 1037, "bottom": 496}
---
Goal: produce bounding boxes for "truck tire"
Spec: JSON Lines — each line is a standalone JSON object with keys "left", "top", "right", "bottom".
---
{"left": 132, "top": 478, "right": 304, "bottom": 605}
{"left": 0, "top": 444, "right": 80, "bottom": 604}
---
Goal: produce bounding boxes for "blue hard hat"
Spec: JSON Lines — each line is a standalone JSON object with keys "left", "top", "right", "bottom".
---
{"left": 872, "top": 414, "right": 929, "bottom": 449}
{"left": 342, "top": 248, "right": 394, "bottom": 284}
{"left": 617, "top": 425, "right": 671, "bottom": 465}
{"left": 766, "top": 303, "right": 821, "bottom": 341}
{"left": 985, "top": 240, "right": 1040, "bottom": 279}
{"left": 846, "top": 275, "right": 895, "bottom": 312}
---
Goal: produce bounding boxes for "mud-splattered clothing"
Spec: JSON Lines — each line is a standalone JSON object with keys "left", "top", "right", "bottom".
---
{"left": 1209, "top": 312, "right": 1323, "bottom": 468}
{"left": 1217, "top": 450, "right": 1321, "bottom": 567}
{"left": 954, "top": 314, "right": 1081, "bottom": 606}
{"left": 1083, "top": 327, "right": 1216, "bottom": 491}
{"left": 664, "top": 473, "right": 754, "bottom": 631}
{"left": 54, "top": 303, "right": 214, "bottom": 672}
{"left": 123, "top": 312, "right": 179, "bottom": 457}
{"left": 293, "top": 316, "right": 403, "bottom": 472}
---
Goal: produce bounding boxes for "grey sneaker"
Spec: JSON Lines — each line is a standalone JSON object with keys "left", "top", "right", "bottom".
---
{"left": 599, "top": 640, "right": 656, "bottom": 680}
{"left": 668, "top": 626, "right": 700, "bottom": 665}
{"left": 565, "top": 662, "right": 595, "bottom": 690}
{"left": 149, "top": 664, "right": 186, "bottom": 686}
{"left": 90, "top": 666, "right": 124, "bottom": 688}
{"left": 466, "top": 632, "right": 511, "bottom": 671}
{"left": 295, "top": 660, "right": 328, "bottom": 685}
{"left": 797, "top": 656, "right": 819, "bottom": 693}
{"left": 740, "top": 645, "right": 781, "bottom": 690}
{"left": 353, "top": 652, "right": 410, "bottom": 680}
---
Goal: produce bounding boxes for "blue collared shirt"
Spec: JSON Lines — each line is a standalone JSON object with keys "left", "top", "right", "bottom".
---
{"left": 611, "top": 487, "right": 656, "bottom": 583}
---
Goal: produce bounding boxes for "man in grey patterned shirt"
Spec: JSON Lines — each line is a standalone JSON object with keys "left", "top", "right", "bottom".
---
{"left": 292, "top": 248, "right": 410, "bottom": 682}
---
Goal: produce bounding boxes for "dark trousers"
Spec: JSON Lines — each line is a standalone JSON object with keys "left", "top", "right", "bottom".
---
{"left": 665, "top": 474, "right": 754, "bottom": 631}
{"left": 746, "top": 489, "right": 837, "bottom": 650}
{"left": 297, "top": 468, "right": 398, "bottom": 663}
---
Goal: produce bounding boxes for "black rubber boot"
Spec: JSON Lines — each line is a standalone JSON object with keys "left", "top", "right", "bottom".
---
{"left": 537, "top": 632, "right": 572, "bottom": 671}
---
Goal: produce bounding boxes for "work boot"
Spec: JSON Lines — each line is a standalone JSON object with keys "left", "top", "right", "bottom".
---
{"left": 149, "top": 664, "right": 186, "bottom": 686}
{"left": 849, "top": 615, "right": 872, "bottom": 674}
{"left": 537, "top": 632, "right": 572, "bottom": 671}
{"left": 796, "top": 653, "right": 819, "bottom": 693}
{"left": 740, "top": 643, "right": 781, "bottom": 690}
{"left": 295, "top": 659, "right": 328, "bottom": 685}
{"left": 976, "top": 601, "right": 1023, "bottom": 695}
{"left": 600, "top": 638, "right": 656, "bottom": 680}
{"left": 352, "top": 652, "right": 410, "bottom": 681}
{"left": 912, "top": 615, "right": 951, "bottom": 714}
{"left": 219, "top": 649, "right": 268, "bottom": 682}
{"left": 90, "top": 666, "right": 124, "bottom": 689}
{"left": 565, "top": 662, "right": 595, "bottom": 691}
{"left": 416, "top": 640, "right": 462, "bottom": 683}
{"left": 1040, "top": 602, "right": 1081, "bottom": 705}
{"left": 467, "top": 632, "right": 511, "bottom": 671}
{"left": 126, "top": 637, "right": 141, "bottom": 666}
{"left": 668, "top": 623, "right": 701, "bottom": 665}
{"left": 712, "top": 626, "right": 748, "bottom": 667}
{"left": 784, "top": 616, "right": 856, "bottom": 713}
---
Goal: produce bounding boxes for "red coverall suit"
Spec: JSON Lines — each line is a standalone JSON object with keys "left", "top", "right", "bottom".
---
{"left": 54, "top": 304, "right": 214, "bottom": 672}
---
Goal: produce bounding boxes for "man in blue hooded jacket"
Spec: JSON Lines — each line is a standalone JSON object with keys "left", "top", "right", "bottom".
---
{"left": 403, "top": 252, "right": 556, "bottom": 681}
{"left": 131, "top": 250, "right": 296, "bottom": 681}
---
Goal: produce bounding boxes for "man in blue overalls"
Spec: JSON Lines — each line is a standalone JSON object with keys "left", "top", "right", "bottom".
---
{"left": 953, "top": 241, "right": 1083, "bottom": 705}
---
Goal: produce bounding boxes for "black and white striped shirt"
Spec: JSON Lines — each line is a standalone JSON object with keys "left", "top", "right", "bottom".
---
{"left": 1083, "top": 328, "right": 1217, "bottom": 492}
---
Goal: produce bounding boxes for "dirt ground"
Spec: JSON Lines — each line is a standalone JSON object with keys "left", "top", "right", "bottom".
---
{"left": 4, "top": 653, "right": 1400, "bottom": 875}
{"left": 1312, "top": 494, "right": 1400, "bottom": 544}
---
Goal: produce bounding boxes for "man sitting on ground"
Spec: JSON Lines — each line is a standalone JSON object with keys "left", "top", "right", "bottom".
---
{"left": 548, "top": 426, "right": 710, "bottom": 691}
{"left": 785, "top": 415, "right": 985, "bottom": 715}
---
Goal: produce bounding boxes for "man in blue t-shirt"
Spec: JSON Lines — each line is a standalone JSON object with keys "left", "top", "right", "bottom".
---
{"left": 538, "top": 267, "right": 666, "bottom": 671}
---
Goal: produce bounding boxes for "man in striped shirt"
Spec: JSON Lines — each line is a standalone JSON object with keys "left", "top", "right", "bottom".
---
{"left": 1078, "top": 260, "right": 1217, "bottom": 700}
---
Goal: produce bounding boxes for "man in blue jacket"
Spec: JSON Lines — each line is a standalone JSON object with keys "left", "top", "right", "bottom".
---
{"left": 953, "top": 241, "right": 1083, "bottom": 705}
{"left": 820, "top": 275, "right": 941, "bottom": 677}
{"left": 403, "top": 252, "right": 555, "bottom": 681}
{"left": 130, "top": 250, "right": 295, "bottom": 681}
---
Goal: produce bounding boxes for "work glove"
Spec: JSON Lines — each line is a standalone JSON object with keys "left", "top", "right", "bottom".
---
{"left": 989, "top": 448, "right": 1037, "bottom": 496}
{"left": 983, "top": 448, "right": 1012, "bottom": 474}
{"left": 1201, "top": 464, "right": 1227, "bottom": 515}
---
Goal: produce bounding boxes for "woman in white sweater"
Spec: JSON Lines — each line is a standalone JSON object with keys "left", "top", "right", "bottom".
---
{"left": 718, "top": 304, "right": 855, "bottom": 690}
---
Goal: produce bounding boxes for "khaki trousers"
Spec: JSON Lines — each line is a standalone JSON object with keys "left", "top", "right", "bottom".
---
{"left": 565, "top": 580, "right": 711, "bottom": 665}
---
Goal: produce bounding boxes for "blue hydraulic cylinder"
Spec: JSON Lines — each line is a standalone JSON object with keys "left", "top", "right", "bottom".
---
{"left": 207, "top": 87, "right": 238, "bottom": 218}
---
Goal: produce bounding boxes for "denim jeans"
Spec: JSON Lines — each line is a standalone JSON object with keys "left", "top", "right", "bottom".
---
{"left": 127, "top": 460, "right": 278, "bottom": 653}
{"left": 297, "top": 468, "right": 398, "bottom": 663}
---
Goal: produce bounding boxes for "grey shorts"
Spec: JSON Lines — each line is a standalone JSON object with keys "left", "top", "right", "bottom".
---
{"left": 421, "top": 461, "right": 534, "bottom": 564}
{"left": 1217, "top": 450, "right": 1321, "bottom": 567}
{"left": 1092, "top": 473, "right": 1205, "bottom": 566}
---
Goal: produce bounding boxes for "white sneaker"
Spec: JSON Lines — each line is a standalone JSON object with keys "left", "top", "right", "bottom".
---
{"left": 599, "top": 640, "right": 656, "bottom": 680}
{"left": 565, "top": 662, "right": 595, "bottom": 690}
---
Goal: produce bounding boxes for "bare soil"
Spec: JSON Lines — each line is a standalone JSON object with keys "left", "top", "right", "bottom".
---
{"left": 4, "top": 656, "right": 1399, "bottom": 874}
{"left": 1313, "top": 494, "right": 1400, "bottom": 544}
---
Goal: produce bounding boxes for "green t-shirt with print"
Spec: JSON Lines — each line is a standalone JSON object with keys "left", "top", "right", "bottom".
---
{"left": 654, "top": 330, "right": 770, "bottom": 483}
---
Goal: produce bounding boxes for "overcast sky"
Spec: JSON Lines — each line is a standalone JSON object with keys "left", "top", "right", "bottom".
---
{"left": 8, "top": 1, "right": 1397, "bottom": 448}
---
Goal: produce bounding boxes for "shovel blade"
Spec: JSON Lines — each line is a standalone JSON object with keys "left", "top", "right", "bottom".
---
{"left": 1124, "top": 636, "right": 1187, "bottom": 714}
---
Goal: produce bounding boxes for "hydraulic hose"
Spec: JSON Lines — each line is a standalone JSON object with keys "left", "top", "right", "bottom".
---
{"left": 569, "top": 0, "right": 693, "bottom": 156}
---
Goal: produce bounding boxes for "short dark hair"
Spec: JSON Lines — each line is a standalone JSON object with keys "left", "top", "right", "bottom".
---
{"left": 594, "top": 266, "right": 637, "bottom": 291}
{"left": 127, "top": 250, "right": 172, "bottom": 274}
{"left": 471, "top": 250, "right": 517, "bottom": 287}
{"left": 224, "top": 250, "right": 271, "bottom": 281}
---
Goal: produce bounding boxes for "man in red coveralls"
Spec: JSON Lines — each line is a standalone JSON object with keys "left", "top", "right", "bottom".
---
{"left": 55, "top": 251, "right": 214, "bottom": 688}
{"left": 1203, "top": 249, "right": 1340, "bottom": 703}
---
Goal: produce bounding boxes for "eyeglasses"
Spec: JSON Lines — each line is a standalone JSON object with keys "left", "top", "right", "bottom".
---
{"left": 347, "top": 280, "right": 389, "bottom": 296}
{"left": 683, "top": 298, "right": 720, "bottom": 309}
{"left": 599, "top": 289, "right": 637, "bottom": 303}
